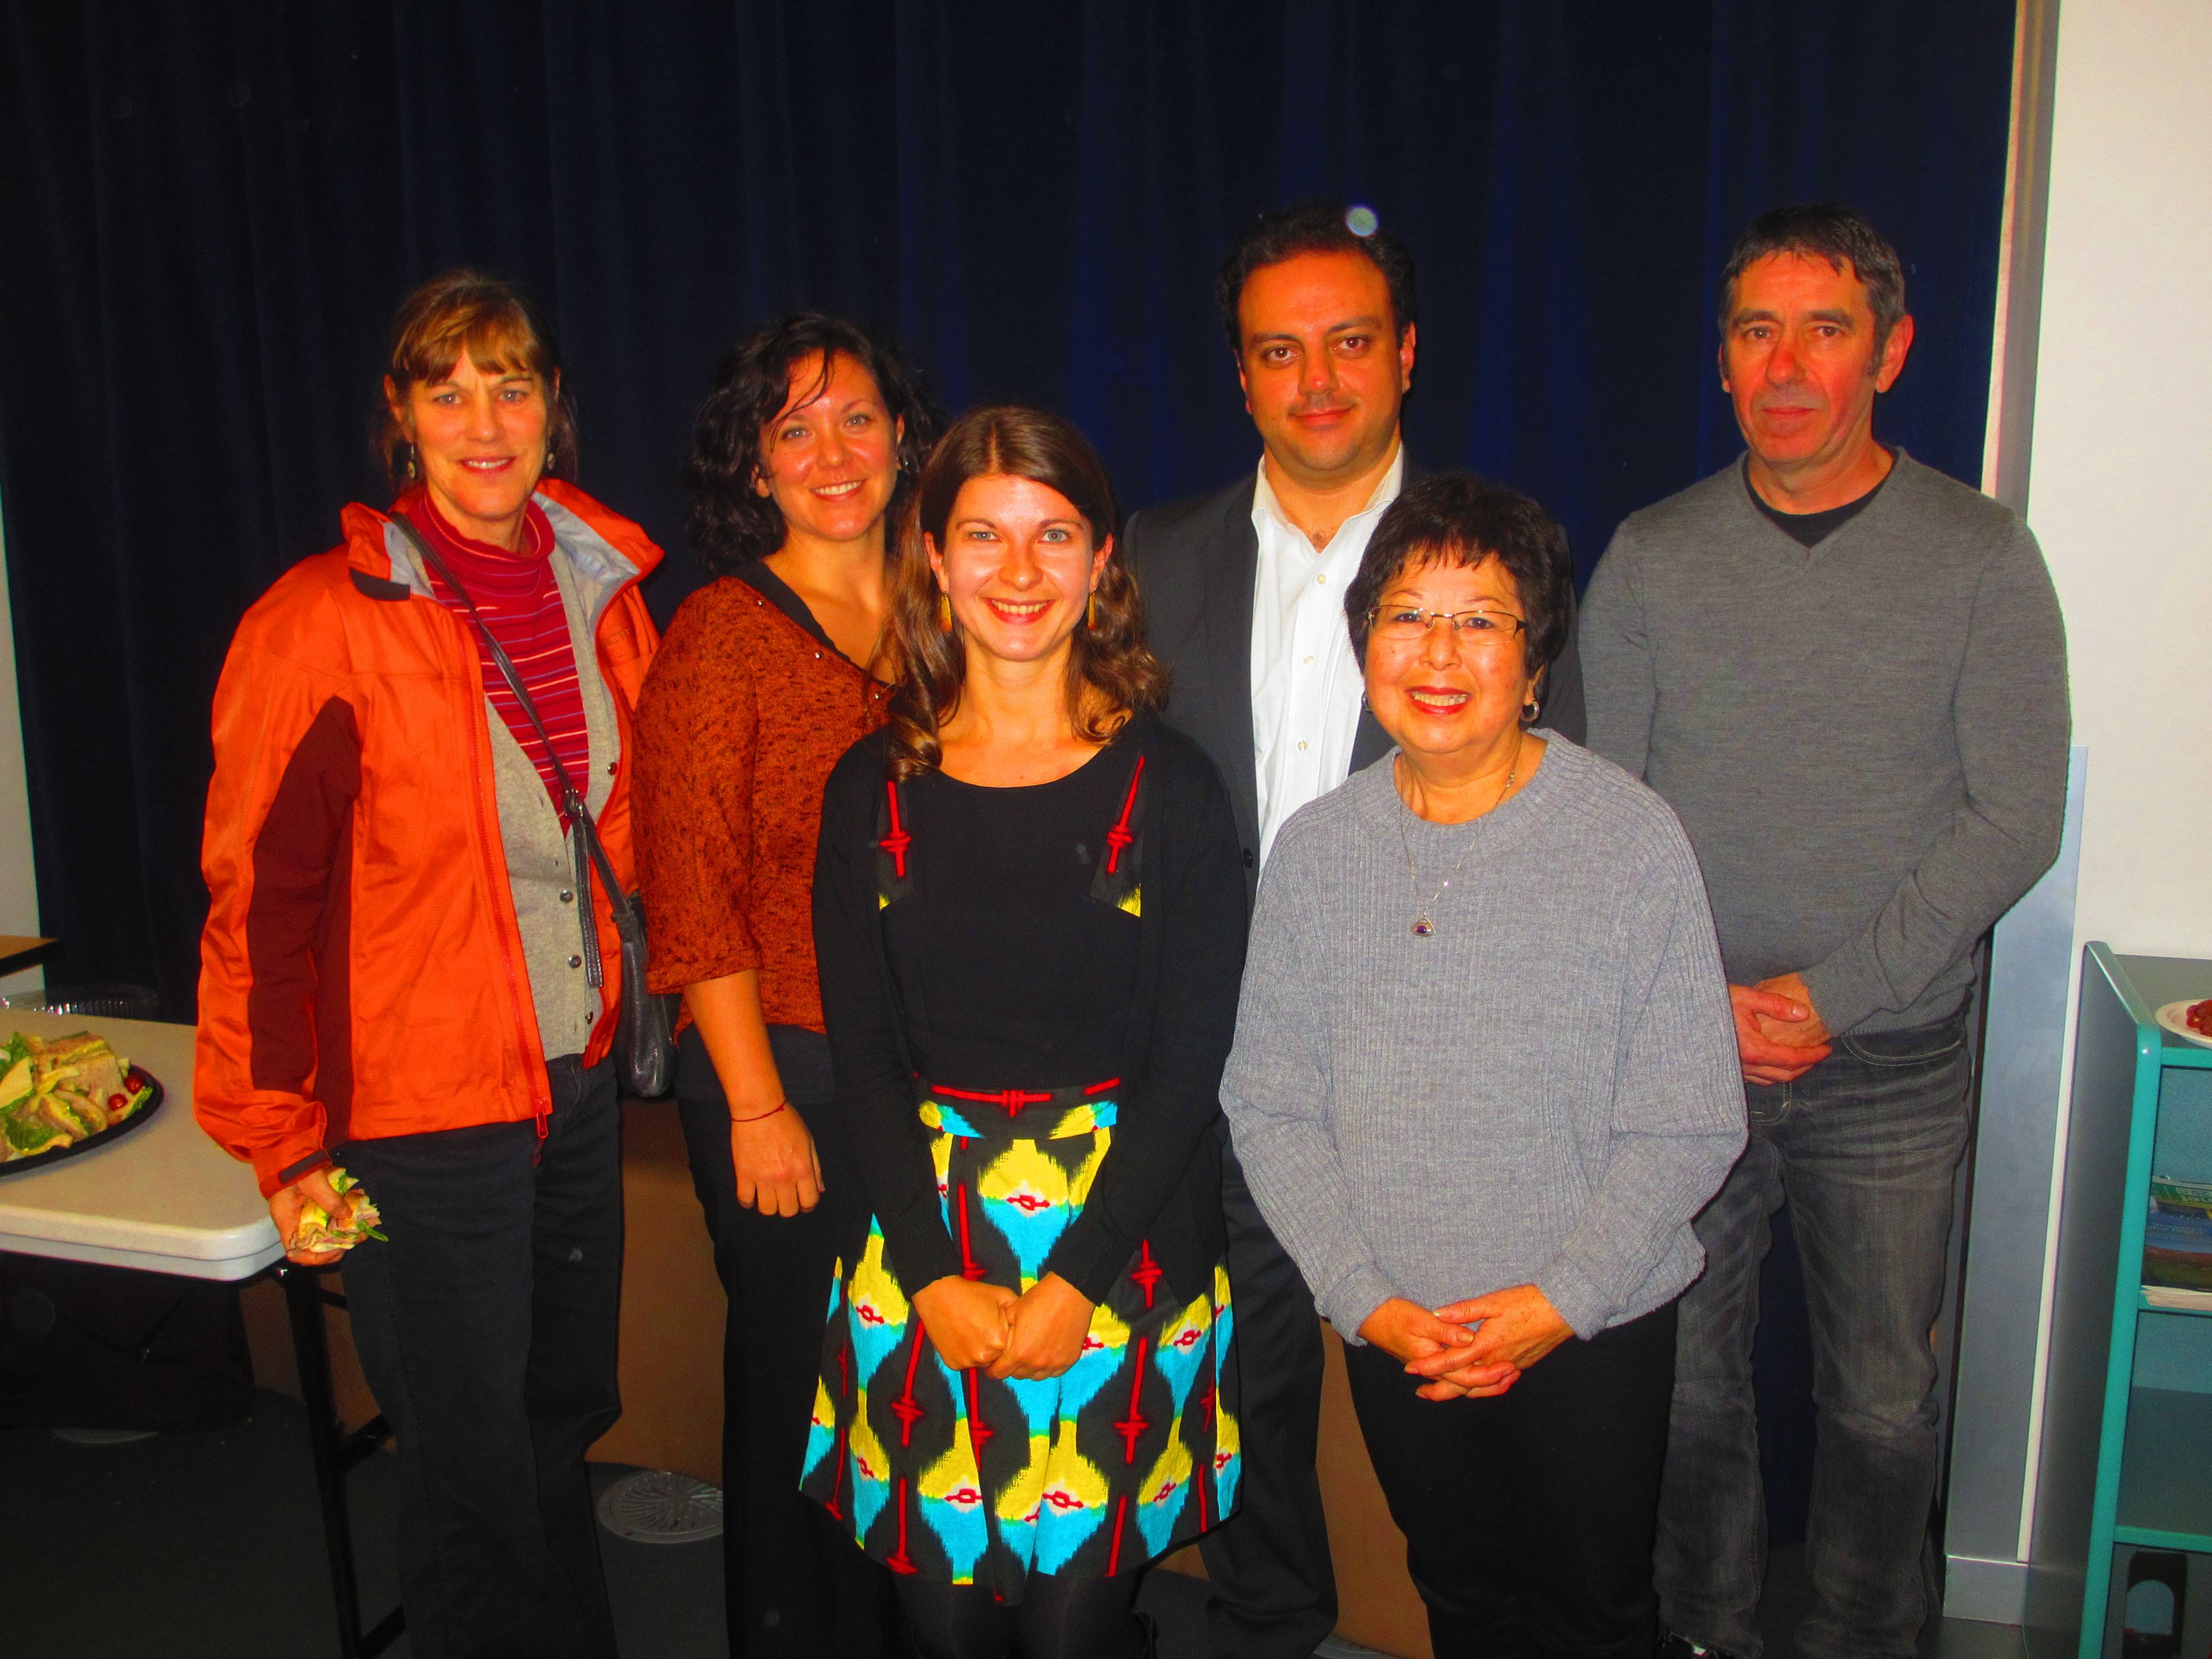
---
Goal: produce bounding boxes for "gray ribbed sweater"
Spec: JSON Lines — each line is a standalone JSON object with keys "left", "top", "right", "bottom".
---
{"left": 1219, "top": 740, "right": 1746, "bottom": 1343}
{"left": 1579, "top": 454, "right": 2070, "bottom": 1035}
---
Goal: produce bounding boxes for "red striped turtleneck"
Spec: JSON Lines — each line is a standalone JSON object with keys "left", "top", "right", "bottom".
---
{"left": 401, "top": 491, "right": 592, "bottom": 823}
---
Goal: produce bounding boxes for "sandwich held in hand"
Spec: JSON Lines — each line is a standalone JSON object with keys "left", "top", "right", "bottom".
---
{"left": 0, "top": 1030, "right": 153, "bottom": 1162}
{"left": 290, "top": 1168, "right": 387, "bottom": 1253}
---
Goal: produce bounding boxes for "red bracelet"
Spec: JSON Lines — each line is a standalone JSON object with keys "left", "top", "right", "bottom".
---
{"left": 731, "top": 1101, "right": 789, "bottom": 1124}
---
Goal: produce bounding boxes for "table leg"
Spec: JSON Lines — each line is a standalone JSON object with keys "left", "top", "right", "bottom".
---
{"left": 277, "top": 1260, "right": 403, "bottom": 1659}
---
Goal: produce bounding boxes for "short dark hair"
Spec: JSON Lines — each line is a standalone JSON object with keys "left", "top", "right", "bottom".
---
{"left": 1215, "top": 199, "right": 1418, "bottom": 356}
{"left": 682, "top": 314, "right": 938, "bottom": 575}
{"left": 1718, "top": 202, "right": 1908, "bottom": 358}
{"left": 1344, "top": 472, "right": 1573, "bottom": 697}
{"left": 377, "top": 269, "right": 578, "bottom": 491}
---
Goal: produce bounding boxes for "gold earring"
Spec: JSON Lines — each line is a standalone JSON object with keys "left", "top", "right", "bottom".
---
{"left": 1087, "top": 592, "right": 1099, "bottom": 629}
{"left": 403, "top": 443, "right": 418, "bottom": 482}
{"left": 938, "top": 592, "right": 953, "bottom": 633}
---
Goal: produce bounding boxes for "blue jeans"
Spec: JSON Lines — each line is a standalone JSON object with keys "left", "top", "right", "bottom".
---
{"left": 1655, "top": 1013, "right": 1971, "bottom": 1659}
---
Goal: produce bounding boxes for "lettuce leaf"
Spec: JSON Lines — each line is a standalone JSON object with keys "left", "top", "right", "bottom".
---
{"left": 5, "top": 1116, "right": 55, "bottom": 1152}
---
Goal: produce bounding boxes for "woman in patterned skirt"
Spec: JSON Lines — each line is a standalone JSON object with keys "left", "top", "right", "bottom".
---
{"left": 802, "top": 406, "right": 1246, "bottom": 1658}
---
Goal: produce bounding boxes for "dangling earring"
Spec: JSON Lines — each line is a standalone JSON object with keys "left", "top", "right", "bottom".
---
{"left": 403, "top": 442, "right": 418, "bottom": 482}
{"left": 1087, "top": 591, "right": 1099, "bottom": 629}
{"left": 938, "top": 592, "right": 953, "bottom": 633}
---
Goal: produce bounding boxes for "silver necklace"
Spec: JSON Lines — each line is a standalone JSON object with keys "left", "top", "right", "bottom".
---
{"left": 1396, "top": 757, "right": 1517, "bottom": 937}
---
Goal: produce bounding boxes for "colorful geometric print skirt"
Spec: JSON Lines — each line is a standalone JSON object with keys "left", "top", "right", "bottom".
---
{"left": 800, "top": 1083, "right": 1240, "bottom": 1597}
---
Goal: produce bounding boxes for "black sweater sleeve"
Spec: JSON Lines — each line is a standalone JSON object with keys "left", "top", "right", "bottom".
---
{"left": 1043, "top": 745, "right": 1249, "bottom": 1303}
{"left": 811, "top": 742, "right": 964, "bottom": 1292}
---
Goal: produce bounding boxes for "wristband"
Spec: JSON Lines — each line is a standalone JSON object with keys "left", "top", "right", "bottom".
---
{"left": 277, "top": 1149, "right": 336, "bottom": 1186}
{"left": 731, "top": 1101, "right": 789, "bottom": 1124}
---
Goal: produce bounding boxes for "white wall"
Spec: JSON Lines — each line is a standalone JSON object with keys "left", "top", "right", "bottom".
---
{"left": 2000, "top": 0, "right": 2212, "bottom": 1583}
{"left": 2031, "top": 0, "right": 2212, "bottom": 959}
{"left": 0, "top": 498, "right": 43, "bottom": 993}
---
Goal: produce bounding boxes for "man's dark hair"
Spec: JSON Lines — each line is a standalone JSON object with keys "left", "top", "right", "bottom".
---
{"left": 1344, "top": 471, "right": 1572, "bottom": 694}
{"left": 1214, "top": 199, "right": 1418, "bottom": 356}
{"left": 684, "top": 313, "right": 939, "bottom": 574}
{"left": 1718, "top": 202, "right": 1908, "bottom": 359}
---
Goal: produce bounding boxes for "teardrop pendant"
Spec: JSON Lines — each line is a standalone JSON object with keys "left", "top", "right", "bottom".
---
{"left": 1411, "top": 916, "right": 1436, "bottom": 937}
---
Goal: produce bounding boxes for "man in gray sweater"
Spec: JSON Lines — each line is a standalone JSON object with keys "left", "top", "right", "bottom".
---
{"left": 1580, "top": 204, "right": 2069, "bottom": 1659}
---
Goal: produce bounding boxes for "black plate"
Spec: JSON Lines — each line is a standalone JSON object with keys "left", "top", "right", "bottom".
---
{"left": 0, "top": 1066, "right": 165, "bottom": 1178}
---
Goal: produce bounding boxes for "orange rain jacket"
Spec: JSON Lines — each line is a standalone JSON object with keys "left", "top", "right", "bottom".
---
{"left": 195, "top": 481, "right": 661, "bottom": 1196}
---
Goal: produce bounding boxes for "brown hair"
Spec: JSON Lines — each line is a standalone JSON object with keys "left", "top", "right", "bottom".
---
{"left": 373, "top": 269, "right": 580, "bottom": 491}
{"left": 683, "top": 313, "right": 940, "bottom": 575}
{"left": 883, "top": 406, "right": 1165, "bottom": 779}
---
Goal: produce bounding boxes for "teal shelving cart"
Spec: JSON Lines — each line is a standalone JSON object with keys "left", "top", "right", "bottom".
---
{"left": 2027, "top": 948, "right": 2212, "bottom": 1658}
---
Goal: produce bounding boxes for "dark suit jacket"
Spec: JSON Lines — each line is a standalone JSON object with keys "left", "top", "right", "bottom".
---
{"left": 1125, "top": 457, "right": 1587, "bottom": 899}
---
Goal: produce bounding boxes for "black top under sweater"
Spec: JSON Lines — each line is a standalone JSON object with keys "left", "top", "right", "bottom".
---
{"left": 1744, "top": 457, "right": 1890, "bottom": 547}
{"left": 811, "top": 714, "right": 1247, "bottom": 1308}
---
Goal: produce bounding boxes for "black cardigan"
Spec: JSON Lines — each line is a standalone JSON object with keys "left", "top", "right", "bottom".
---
{"left": 810, "top": 714, "right": 1247, "bottom": 1307}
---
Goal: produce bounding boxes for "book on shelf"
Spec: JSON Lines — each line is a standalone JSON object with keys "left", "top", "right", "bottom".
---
{"left": 2142, "top": 1284, "right": 2212, "bottom": 1311}
{"left": 2145, "top": 1175, "right": 2212, "bottom": 1295}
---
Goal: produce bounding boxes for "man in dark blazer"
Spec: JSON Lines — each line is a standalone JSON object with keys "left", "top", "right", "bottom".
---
{"left": 1126, "top": 200, "right": 1584, "bottom": 1658}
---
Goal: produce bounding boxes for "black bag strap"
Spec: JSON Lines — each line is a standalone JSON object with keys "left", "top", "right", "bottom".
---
{"left": 389, "top": 513, "right": 641, "bottom": 987}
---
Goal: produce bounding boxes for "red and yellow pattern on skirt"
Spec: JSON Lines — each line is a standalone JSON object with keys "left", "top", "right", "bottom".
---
{"left": 800, "top": 1086, "right": 1239, "bottom": 1597}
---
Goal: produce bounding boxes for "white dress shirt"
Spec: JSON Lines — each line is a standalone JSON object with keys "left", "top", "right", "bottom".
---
{"left": 1249, "top": 445, "right": 1405, "bottom": 867}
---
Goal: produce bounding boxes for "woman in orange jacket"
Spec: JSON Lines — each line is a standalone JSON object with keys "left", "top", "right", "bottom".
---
{"left": 195, "top": 270, "right": 659, "bottom": 1659}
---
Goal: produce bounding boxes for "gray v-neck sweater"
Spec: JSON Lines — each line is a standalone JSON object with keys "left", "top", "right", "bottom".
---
{"left": 1579, "top": 453, "right": 2069, "bottom": 1035}
{"left": 1220, "top": 740, "right": 1745, "bottom": 1342}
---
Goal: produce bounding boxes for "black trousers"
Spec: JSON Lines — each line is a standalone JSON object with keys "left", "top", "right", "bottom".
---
{"left": 340, "top": 1053, "right": 624, "bottom": 1659}
{"left": 1340, "top": 1302, "right": 1678, "bottom": 1659}
{"left": 1196, "top": 1144, "right": 1337, "bottom": 1659}
{"left": 676, "top": 1026, "right": 893, "bottom": 1658}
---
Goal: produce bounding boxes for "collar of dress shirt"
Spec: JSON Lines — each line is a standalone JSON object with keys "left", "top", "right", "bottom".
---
{"left": 1251, "top": 442, "right": 1406, "bottom": 549}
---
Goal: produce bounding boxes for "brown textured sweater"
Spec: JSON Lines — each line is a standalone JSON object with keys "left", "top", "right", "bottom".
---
{"left": 632, "top": 565, "right": 889, "bottom": 1030}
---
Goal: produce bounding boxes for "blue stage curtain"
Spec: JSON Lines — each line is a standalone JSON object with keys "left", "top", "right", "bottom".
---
{"left": 0, "top": 0, "right": 2015, "bottom": 1014}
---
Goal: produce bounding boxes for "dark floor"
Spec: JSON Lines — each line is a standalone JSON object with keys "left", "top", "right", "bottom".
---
{"left": 0, "top": 1390, "right": 2029, "bottom": 1659}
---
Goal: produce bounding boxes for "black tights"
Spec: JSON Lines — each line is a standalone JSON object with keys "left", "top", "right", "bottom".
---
{"left": 897, "top": 1571, "right": 1148, "bottom": 1659}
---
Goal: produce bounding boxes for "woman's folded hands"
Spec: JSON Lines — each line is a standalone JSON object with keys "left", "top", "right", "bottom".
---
{"left": 911, "top": 1271, "right": 1098, "bottom": 1380}
{"left": 912, "top": 1276, "right": 1021, "bottom": 1371}
{"left": 1360, "top": 1283, "right": 1574, "bottom": 1401}
{"left": 989, "top": 1273, "right": 1095, "bottom": 1382}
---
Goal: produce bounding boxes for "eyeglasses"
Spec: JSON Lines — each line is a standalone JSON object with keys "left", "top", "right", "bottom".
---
{"left": 1367, "top": 606, "right": 1527, "bottom": 646}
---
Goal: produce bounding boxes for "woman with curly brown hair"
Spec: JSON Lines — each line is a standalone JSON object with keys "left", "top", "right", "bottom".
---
{"left": 632, "top": 314, "right": 936, "bottom": 1657}
{"left": 799, "top": 406, "right": 1247, "bottom": 1659}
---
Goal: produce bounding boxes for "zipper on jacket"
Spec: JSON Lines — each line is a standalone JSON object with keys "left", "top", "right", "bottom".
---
{"left": 423, "top": 570, "right": 556, "bottom": 1132}
{"left": 582, "top": 560, "right": 652, "bottom": 1046}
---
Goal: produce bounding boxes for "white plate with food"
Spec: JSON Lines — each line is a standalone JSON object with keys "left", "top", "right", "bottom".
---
{"left": 2154, "top": 999, "right": 2212, "bottom": 1050}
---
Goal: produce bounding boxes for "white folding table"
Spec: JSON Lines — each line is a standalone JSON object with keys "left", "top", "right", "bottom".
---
{"left": 0, "top": 1011, "right": 401, "bottom": 1657}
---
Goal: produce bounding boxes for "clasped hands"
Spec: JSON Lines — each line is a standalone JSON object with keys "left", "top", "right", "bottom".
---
{"left": 1730, "top": 971, "right": 1833, "bottom": 1086}
{"left": 910, "top": 1271, "right": 1094, "bottom": 1381}
{"left": 1358, "top": 1284, "right": 1574, "bottom": 1401}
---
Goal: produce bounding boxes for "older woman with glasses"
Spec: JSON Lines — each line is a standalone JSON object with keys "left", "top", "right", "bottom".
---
{"left": 1219, "top": 471, "right": 1745, "bottom": 1659}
